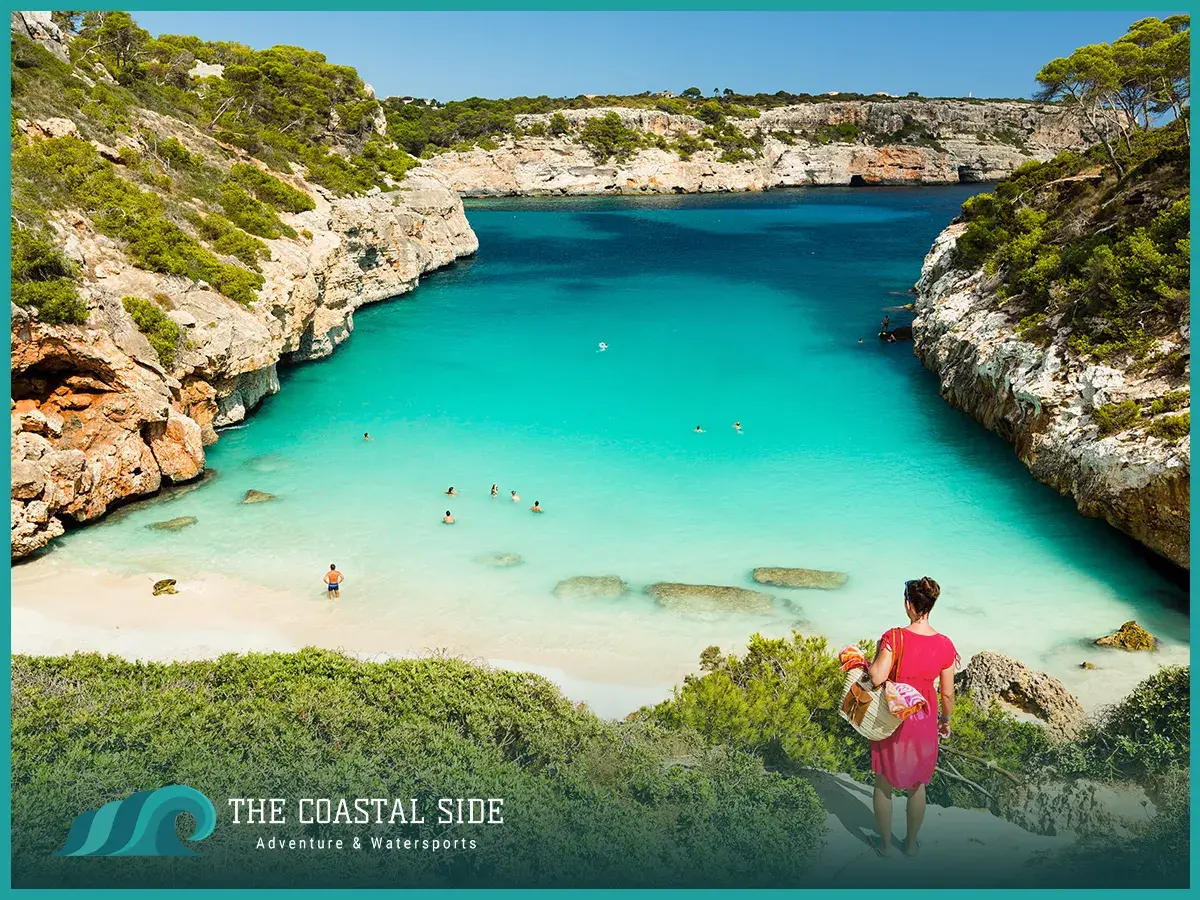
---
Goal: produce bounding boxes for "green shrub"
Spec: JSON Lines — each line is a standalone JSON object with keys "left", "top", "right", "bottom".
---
{"left": 476, "top": 136, "right": 499, "bottom": 151}
{"left": 1092, "top": 400, "right": 1142, "bottom": 436}
{"left": 197, "top": 214, "right": 269, "bottom": 269}
{"left": 1052, "top": 666, "right": 1190, "bottom": 781}
{"left": 155, "top": 136, "right": 198, "bottom": 168}
{"left": 547, "top": 112, "right": 570, "bottom": 135}
{"left": 1147, "top": 413, "right": 1189, "bottom": 442}
{"left": 770, "top": 130, "right": 796, "bottom": 145}
{"left": 11, "top": 650, "right": 826, "bottom": 889}
{"left": 1150, "top": 390, "right": 1189, "bottom": 415}
{"left": 12, "top": 137, "right": 263, "bottom": 305}
{"left": 301, "top": 228, "right": 313, "bottom": 241}
{"left": 579, "top": 112, "right": 642, "bottom": 162}
{"left": 219, "top": 183, "right": 296, "bottom": 239}
{"left": 811, "top": 122, "right": 860, "bottom": 144}
{"left": 229, "top": 162, "right": 315, "bottom": 213}
{"left": 122, "top": 295, "right": 182, "bottom": 367}
{"left": 674, "top": 132, "right": 705, "bottom": 160}
{"left": 9, "top": 224, "right": 88, "bottom": 325}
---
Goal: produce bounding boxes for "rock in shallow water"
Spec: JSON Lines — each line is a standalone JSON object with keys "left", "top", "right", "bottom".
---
{"left": 647, "top": 582, "right": 775, "bottom": 614}
{"left": 752, "top": 567, "right": 847, "bottom": 590}
{"left": 554, "top": 575, "right": 628, "bottom": 600}
{"left": 1094, "top": 620, "right": 1156, "bottom": 651}
{"left": 152, "top": 578, "right": 178, "bottom": 596}
{"left": 146, "top": 515, "right": 198, "bottom": 532}
{"left": 241, "top": 489, "right": 276, "bottom": 504}
{"left": 475, "top": 552, "right": 523, "bottom": 568}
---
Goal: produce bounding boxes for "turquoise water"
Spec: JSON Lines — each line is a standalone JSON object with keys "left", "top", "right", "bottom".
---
{"left": 53, "top": 187, "right": 1188, "bottom": 705}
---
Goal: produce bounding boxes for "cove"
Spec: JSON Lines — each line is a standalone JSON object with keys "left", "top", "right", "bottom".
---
{"left": 55, "top": 186, "right": 1189, "bottom": 709}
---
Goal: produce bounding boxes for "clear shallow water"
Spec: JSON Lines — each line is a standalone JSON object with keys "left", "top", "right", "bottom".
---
{"left": 52, "top": 187, "right": 1188, "bottom": 705}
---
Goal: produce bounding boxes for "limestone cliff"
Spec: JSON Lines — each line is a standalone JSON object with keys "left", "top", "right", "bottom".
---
{"left": 912, "top": 223, "right": 1190, "bottom": 568}
{"left": 426, "top": 101, "right": 1092, "bottom": 196}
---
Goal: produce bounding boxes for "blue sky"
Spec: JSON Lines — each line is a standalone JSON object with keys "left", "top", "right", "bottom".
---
{"left": 133, "top": 11, "right": 1178, "bottom": 102}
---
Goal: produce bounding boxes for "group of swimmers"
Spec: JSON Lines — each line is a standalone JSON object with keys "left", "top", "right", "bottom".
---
{"left": 443, "top": 484, "right": 543, "bottom": 524}
{"left": 694, "top": 422, "right": 743, "bottom": 434}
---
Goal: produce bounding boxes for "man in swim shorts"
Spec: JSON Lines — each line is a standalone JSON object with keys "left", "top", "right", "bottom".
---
{"left": 324, "top": 564, "right": 343, "bottom": 600}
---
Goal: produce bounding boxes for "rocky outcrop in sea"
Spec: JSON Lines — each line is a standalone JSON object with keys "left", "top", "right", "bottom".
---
{"left": 912, "top": 224, "right": 1190, "bottom": 568}
{"left": 426, "top": 101, "right": 1092, "bottom": 196}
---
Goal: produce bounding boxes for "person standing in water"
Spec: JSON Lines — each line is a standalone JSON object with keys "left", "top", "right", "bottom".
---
{"left": 443, "top": 510, "right": 455, "bottom": 524}
{"left": 694, "top": 425, "right": 705, "bottom": 433}
{"left": 446, "top": 486, "right": 459, "bottom": 496}
{"left": 490, "top": 483, "right": 499, "bottom": 497}
{"left": 865, "top": 577, "right": 957, "bottom": 859}
{"left": 324, "top": 564, "right": 343, "bottom": 600}
{"left": 530, "top": 501, "right": 544, "bottom": 513}
{"left": 363, "top": 432, "right": 371, "bottom": 441}
{"left": 511, "top": 490, "right": 521, "bottom": 502}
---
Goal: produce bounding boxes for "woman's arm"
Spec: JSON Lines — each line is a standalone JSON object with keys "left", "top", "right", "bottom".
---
{"left": 938, "top": 664, "right": 956, "bottom": 733}
{"left": 867, "top": 642, "right": 893, "bottom": 688}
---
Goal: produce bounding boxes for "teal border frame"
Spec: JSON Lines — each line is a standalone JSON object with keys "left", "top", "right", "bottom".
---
{"left": 2, "top": 1, "right": 1193, "bottom": 895}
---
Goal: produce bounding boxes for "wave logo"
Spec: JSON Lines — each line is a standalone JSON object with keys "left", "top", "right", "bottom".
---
{"left": 54, "top": 785, "right": 217, "bottom": 857}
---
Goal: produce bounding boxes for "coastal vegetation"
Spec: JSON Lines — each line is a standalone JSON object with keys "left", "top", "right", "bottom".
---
{"left": 11, "top": 650, "right": 824, "bottom": 888}
{"left": 952, "top": 17, "right": 1189, "bottom": 368}
{"left": 121, "top": 295, "right": 182, "bottom": 367}
{"left": 10, "top": 639, "right": 1188, "bottom": 887}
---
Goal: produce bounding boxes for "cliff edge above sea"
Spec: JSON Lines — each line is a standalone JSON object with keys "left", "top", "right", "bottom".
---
{"left": 423, "top": 101, "right": 1094, "bottom": 195}
{"left": 9, "top": 12, "right": 478, "bottom": 557}
{"left": 912, "top": 122, "right": 1190, "bottom": 568}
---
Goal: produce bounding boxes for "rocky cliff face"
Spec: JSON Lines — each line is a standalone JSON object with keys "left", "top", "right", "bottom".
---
{"left": 427, "top": 100, "right": 1091, "bottom": 196}
{"left": 912, "top": 224, "right": 1190, "bottom": 568}
{"left": 11, "top": 134, "right": 477, "bottom": 558}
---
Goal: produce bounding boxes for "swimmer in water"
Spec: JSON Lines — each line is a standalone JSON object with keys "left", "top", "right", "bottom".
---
{"left": 363, "top": 432, "right": 371, "bottom": 441}
{"left": 443, "top": 510, "right": 455, "bottom": 524}
{"left": 694, "top": 425, "right": 705, "bottom": 433}
{"left": 598, "top": 341, "right": 609, "bottom": 352}
{"left": 733, "top": 421, "right": 743, "bottom": 433}
{"left": 446, "top": 486, "right": 458, "bottom": 496}
{"left": 858, "top": 338, "right": 864, "bottom": 344}
{"left": 530, "top": 501, "right": 544, "bottom": 513}
{"left": 324, "top": 564, "right": 343, "bottom": 600}
{"left": 511, "top": 490, "right": 521, "bottom": 502}
{"left": 490, "top": 483, "right": 499, "bottom": 496}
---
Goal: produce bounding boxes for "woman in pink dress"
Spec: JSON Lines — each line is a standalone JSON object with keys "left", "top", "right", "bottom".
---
{"left": 865, "top": 577, "right": 958, "bottom": 857}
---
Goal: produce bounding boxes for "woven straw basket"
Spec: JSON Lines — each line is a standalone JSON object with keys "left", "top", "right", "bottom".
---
{"left": 838, "top": 670, "right": 903, "bottom": 741}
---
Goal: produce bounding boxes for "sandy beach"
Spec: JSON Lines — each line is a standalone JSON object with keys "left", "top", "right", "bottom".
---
{"left": 13, "top": 547, "right": 1179, "bottom": 719}
{"left": 10, "top": 555, "right": 676, "bottom": 719}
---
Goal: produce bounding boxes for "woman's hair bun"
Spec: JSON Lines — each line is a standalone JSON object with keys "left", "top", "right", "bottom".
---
{"left": 917, "top": 577, "right": 941, "bottom": 602}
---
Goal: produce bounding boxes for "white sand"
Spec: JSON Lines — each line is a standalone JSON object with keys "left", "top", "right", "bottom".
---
{"left": 10, "top": 556, "right": 674, "bottom": 718}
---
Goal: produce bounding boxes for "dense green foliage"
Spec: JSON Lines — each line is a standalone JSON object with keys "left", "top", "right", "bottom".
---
{"left": 11, "top": 650, "right": 825, "bottom": 888}
{"left": 12, "top": 136, "right": 264, "bottom": 304}
{"left": 578, "top": 112, "right": 643, "bottom": 162}
{"left": 10, "top": 223, "right": 88, "bottom": 324}
{"left": 121, "top": 295, "right": 182, "bottom": 367}
{"left": 955, "top": 18, "right": 1190, "bottom": 367}
{"left": 644, "top": 631, "right": 1053, "bottom": 810}
{"left": 228, "top": 163, "right": 316, "bottom": 213}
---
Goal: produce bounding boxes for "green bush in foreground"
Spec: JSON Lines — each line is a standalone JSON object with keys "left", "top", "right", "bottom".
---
{"left": 1147, "top": 412, "right": 1190, "bottom": 442}
{"left": 10, "top": 650, "right": 825, "bottom": 889}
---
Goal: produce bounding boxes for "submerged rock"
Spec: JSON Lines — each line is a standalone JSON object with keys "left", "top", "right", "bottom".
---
{"left": 152, "top": 578, "right": 178, "bottom": 596}
{"left": 146, "top": 515, "right": 198, "bottom": 532}
{"left": 752, "top": 567, "right": 847, "bottom": 590}
{"left": 647, "top": 582, "right": 775, "bottom": 614}
{"left": 1094, "top": 620, "right": 1156, "bottom": 651}
{"left": 475, "top": 552, "right": 524, "bottom": 568}
{"left": 241, "top": 489, "right": 276, "bottom": 504}
{"left": 954, "top": 650, "right": 1085, "bottom": 740}
{"left": 554, "top": 575, "right": 629, "bottom": 600}
{"left": 1080, "top": 661, "right": 1096, "bottom": 670}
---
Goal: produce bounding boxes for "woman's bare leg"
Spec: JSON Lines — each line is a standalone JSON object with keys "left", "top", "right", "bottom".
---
{"left": 904, "top": 784, "right": 926, "bottom": 854}
{"left": 872, "top": 772, "right": 894, "bottom": 854}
